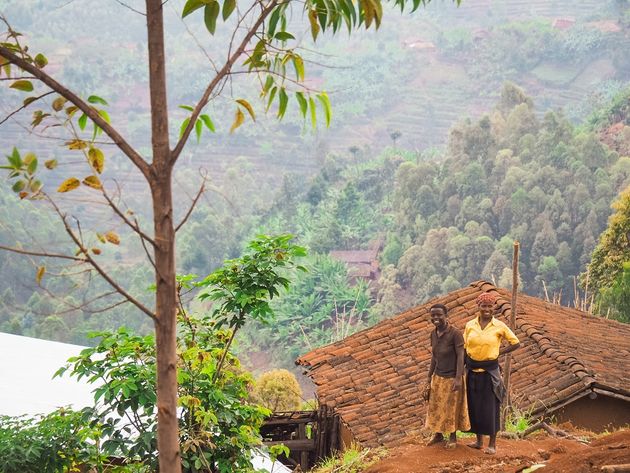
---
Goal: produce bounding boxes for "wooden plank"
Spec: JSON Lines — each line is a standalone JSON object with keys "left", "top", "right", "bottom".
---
{"left": 262, "top": 417, "right": 316, "bottom": 426}
{"left": 299, "top": 422, "right": 309, "bottom": 470}
{"left": 263, "top": 439, "right": 316, "bottom": 451}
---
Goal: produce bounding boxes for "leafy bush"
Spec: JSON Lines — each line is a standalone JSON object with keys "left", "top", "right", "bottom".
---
{"left": 54, "top": 316, "right": 270, "bottom": 473}
{"left": 254, "top": 369, "right": 303, "bottom": 412}
{"left": 0, "top": 408, "right": 102, "bottom": 473}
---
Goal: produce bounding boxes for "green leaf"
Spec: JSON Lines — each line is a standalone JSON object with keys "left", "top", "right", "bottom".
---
{"left": 204, "top": 1, "right": 220, "bottom": 35}
{"left": 12, "top": 180, "right": 26, "bottom": 193}
{"left": 295, "top": 92, "right": 308, "bottom": 118}
{"left": 10, "top": 80, "right": 33, "bottom": 92}
{"left": 266, "top": 86, "right": 277, "bottom": 112}
{"left": 179, "top": 117, "right": 191, "bottom": 139}
{"left": 179, "top": 105, "right": 194, "bottom": 112}
{"left": 7, "top": 147, "right": 21, "bottom": 168}
{"left": 78, "top": 113, "right": 88, "bottom": 131}
{"left": 182, "top": 0, "right": 206, "bottom": 17}
{"left": 222, "top": 0, "right": 236, "bottom": 20}
{"left": 262, "top": 75, "right": 274, "bottom": 96}
{"left": 274, "top": 31, "right": 295, "bottom": 41}
{"left": 277, "top": 88, "right": 288, "bottom": 119}
{"left": 34, "top": 53, "right": 48, "bottom": 68}
{"left": 309, "top": 96, "right": 317, "bottom": 128}
{"left": 317, "top": 92, "right": 332, "bottom": 127}
{"left": 23, "top": 96, "right": 38, "bottom": 107}
{"left": 267, "top": 7, "right": 281, "bottom": 38}
{"left": 200, "top": 114, "right": 215, "bottom": 132}
{"left": 87, "top": 95, "right": 108, "bottom": 105}
{"left": 195, "top": 119, "right": 203, "bottom": 142}
{"left": 98, "top": 109, "right": 111, "bottom": 123}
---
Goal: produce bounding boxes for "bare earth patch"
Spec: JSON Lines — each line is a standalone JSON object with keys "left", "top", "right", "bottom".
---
{"left": 363, "top": 429, "right": 630, "bottom": 473}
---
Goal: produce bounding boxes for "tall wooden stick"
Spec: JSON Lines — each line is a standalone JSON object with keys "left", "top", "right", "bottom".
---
{"left": 502, "top": 241, "right": 519, "bottom": 430}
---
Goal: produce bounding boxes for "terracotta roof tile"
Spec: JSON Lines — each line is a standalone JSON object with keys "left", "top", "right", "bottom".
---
{"left": 297, "top": 281, "right": 630, "bottom": 447}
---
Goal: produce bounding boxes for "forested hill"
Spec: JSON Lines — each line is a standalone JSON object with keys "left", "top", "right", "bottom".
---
{"left": 242, "top": 83, "right": 630, "bottom": 365}
{"left": 0, "top": 0, "right": 629, "bottom": 370}
{"left": 0, "top": 0, "right": 628, "bottom": 191}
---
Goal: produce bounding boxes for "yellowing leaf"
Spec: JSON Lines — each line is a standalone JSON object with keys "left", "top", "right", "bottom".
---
{"left": 44, "top": 159, "right": 58, "bottom": 170}
{"left": 57, "top": 177, "right": 80, "bottom": 193}
{"left": 65, "top": 139, "right": 87, "bottom": 150}
{"left": 230, "top": 108, "right": 245, "bottom": 134}
{"left": 36, "top": 266, "right": 46, "bottom": 284}
{"left": 236, "top": 99, "right": 256, "bottom": 121}
{"left": 96, "top": 233, "right": 107, "bottom": 244}
{"left": 52, "top": 97, "right": 67, "bottom": 112}
{"left": 105, "top": 231, "right": 120, "bottom": 245}
{"left": 91, "top": 248, "right": 102, "bottom": 255}
{"left": 88, "top": 147, "right": 105, "bottom": 174}
{"left": 308, "top": 9, "right": 320, "bottom": 41}
{"left": 82, "top": 175, "right": 102, "bottom": 190}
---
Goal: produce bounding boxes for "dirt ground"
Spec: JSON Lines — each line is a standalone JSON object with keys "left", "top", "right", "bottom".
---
{"left": 363, "top": 429, "right": 630, "bottom": 473}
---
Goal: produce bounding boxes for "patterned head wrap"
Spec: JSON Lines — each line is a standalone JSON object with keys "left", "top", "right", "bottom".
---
{"left": 476, "top": 292, "right": 498, "bottom": 306}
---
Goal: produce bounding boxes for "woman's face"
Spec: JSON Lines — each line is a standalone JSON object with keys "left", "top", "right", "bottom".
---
{"left": 478, "top": 301, "right": 494, "bottom": 318}
{"left": 430, "top": 307, "right": 447, "bottom": 329}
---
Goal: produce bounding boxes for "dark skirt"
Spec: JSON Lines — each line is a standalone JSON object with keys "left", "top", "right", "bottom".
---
{"left": 466, "top": 370, "right": 500, "bottom": 435}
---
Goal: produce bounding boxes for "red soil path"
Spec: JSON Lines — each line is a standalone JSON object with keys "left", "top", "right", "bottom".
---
{"left": 364, "top": 430, "right": 630, "bottom": 473}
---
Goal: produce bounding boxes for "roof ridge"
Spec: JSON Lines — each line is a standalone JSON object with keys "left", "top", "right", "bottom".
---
{"left": 470, "top": 281, "right": 597, "bottom": 389}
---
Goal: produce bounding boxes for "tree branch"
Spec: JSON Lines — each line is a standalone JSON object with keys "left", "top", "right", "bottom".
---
{"left": 0, "top": 243, "right": 86, "bottom": 262}
{"left": 0, "top": 45, "right": 152, "bottom": 181}
{"left": 0, "top": 91, "right": 55, "bottom": 126}
{"left": 175, "top": 176, "right": 207, "bottom": 232}
{"left": 101, "top": 186, "right": 156, "bottom": 246}
{"left": 170, "top": 0, "right": 279, "bottom": 163}
{"left": 46, "top": 197, "right": 157, "bottom": 321}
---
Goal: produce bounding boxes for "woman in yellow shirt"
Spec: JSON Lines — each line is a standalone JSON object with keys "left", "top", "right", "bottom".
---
{"left": 464, "top": 292, "right": 520, "bottom": 455}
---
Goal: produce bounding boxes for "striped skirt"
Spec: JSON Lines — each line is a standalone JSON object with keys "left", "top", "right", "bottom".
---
{"left": 425, "top": 374, "right": 470, "bottom": 434}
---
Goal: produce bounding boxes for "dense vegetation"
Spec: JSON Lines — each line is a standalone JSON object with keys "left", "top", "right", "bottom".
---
{"left": 0, "top": 0, "right": 629, "bottom": 370}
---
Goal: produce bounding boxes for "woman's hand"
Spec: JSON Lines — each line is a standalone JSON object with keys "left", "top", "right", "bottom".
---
{"left": 422, "top": 384, "right": 431, "bottom": 401}
{"left": 452, "top": 377, "right": 462, "bottom": 392}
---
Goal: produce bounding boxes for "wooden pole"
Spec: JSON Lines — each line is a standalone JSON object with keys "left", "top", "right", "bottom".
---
{"left": 502, "top": 241, "right": 519, "bottom": 430}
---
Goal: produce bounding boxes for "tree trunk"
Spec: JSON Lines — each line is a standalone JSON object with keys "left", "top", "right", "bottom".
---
{"left": 152, "top": 175, "right": 181, "bottom": 473}
{"left": 146, "top": 0, "right": 180, "bottom": 471}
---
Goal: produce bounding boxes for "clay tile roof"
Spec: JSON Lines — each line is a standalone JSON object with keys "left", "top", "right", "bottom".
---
{"left": 296, "top": 281, "right": 630, "bottom": 447}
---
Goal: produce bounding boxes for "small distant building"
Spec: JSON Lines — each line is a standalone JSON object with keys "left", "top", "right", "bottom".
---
{"left": 330, "top": 239, "right": 383, "bottom": 284}
{"left": 552, "top": 17, "right": 576, "bottom": 30}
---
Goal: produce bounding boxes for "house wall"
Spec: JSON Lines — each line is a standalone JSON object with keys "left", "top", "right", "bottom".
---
{"left": 339, "top": 421, "right": 355, "bottom": 450}
{"left": 551, "top": 395, "right": 630, "bottom": 431}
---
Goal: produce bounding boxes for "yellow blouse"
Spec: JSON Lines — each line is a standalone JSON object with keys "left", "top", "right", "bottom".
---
{"left": 464, "top": 317, "right": 519, "bottom": 361}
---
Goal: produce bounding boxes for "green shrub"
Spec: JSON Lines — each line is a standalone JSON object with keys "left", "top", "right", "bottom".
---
{"left": 254, "top": 369, "right": 303, "bottom": 412}
{"left": 0, "top": 408, "right": 102, "bottom": 473}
